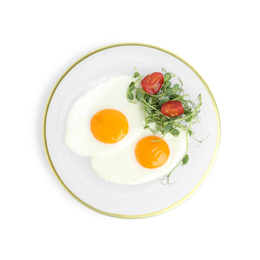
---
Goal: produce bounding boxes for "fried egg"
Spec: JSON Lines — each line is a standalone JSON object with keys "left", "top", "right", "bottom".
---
{"left": 65, "top": 75, "right": 144, "bottom": 156}
{"left": 91, "top": 128, "right": 188, "bottom": 185}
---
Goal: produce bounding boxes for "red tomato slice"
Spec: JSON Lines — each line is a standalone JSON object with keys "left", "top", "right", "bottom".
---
{"left": 141, "top": 72, "right": 164, "bottom": 94}
{"left": 161, "top": 101, "right": 184, "bottom": 117}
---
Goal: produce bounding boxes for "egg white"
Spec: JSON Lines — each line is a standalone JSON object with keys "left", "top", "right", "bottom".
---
{"left": 90, "top": 128, "right": 188, "bottom": 185}
{"left": 65, "top": 75, "right": 144, "bottom": 156}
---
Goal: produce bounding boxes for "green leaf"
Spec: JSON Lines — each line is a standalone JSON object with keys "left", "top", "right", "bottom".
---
{"left": 169, "top": 118, "right": 178, "bottom": 124}
{"left": 136, "top": 90, "right": 144, "bottom": 101}
{"left": 134, "top": 72, "right": 140, "bottom": 78}
{"left": 172, "top": 84, "right": 179, "bottom": 92}
{"left": 185, "top": 115, "right": 192, "bottom": 122}
{"left": 162, "top": 124, "right": 173, "bottom": 135}
{"left": 129, "top": 82, "right": 135, "bottom": 91}
{"left": 158, "top": 99, "right": 169, "bottom": 107}
{"left": 127, "top": 89, "right": 134, "bottom": 100}
{"left": 165, "top": 81, "right": 171, "bottom": 88}
{"left": 164, "top": 88, "right": 173, "bottom": 96}
{"left": 182, "top": 154, "right": 189, "bottom": 165}
{"left": 164, "top": 72, "right": 171, "bottom": 82}
{"left": 184, "top": 108, "right": 192, "bottom": 115}
{"left": 164, "top": 86, "right": 180, "bottom": 97}
{"left": 151, "top": 97, "right": 159, "bottom": 105}
{"left": 146, "top": 105, "right": 152, "bottom": 115}
{"left": 144, "top": 94, "right": 150, "bottom": 102}
{"left": 170, "top": 128, "right": 180, "bottom": 137}
{"left": 169, "top": 94, "right": 179, "bottom": 100}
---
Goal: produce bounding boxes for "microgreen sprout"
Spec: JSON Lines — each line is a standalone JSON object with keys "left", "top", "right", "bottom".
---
{"left": 127, "top": 68, "right": 202, "bottom": 185}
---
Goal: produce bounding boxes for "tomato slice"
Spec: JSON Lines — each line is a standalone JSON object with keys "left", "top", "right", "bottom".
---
{"left": 161, "top": 101, "right": 184, "bottom": 117}
{"left": 141, "top": 72, "right": 164, "bottom": 94}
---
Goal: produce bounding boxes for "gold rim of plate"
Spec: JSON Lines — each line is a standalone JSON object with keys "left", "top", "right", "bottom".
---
{"left": 43, "top": 42, "right": 221, "bottom": 219}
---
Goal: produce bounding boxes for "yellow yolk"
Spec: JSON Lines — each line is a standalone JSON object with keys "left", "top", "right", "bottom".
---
{"left": 135, "top": 136, "right": 170, "bottom": 169}
{"left": 90, "top": 109, "right": 128, "bottom": 144}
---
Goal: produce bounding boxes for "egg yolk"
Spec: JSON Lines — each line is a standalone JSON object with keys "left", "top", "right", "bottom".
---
{"left": 90, "top": 109, "right": 128, "bottom": 144}
{"left": 135, "top": 136, "right": 170, "bottom": 169}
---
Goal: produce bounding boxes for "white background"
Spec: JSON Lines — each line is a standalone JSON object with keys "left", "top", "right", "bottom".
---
{"left": 1, "top": 0, "right": 259, "bottom": 259}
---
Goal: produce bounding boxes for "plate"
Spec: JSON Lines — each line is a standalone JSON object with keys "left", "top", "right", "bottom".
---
{"left": 43, "top": 43, "right": 220, "bottom": 218}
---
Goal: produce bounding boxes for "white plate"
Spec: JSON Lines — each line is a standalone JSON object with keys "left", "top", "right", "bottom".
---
{"left": 43, "top": 43, "right": 220, "bottom": 218}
